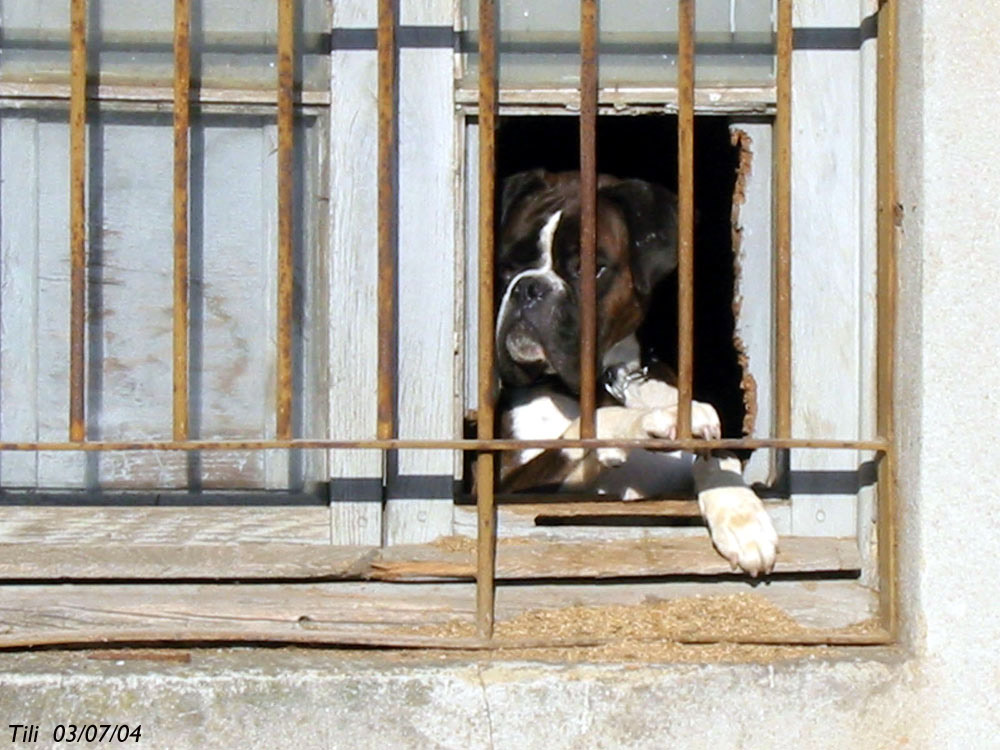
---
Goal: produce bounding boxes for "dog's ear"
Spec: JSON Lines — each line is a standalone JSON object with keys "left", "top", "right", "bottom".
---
{"left": 600, "top": 179, "right": 679, "bottom": 298}
{"left": 500, "top": 169, "right": 549, "bottom": 226}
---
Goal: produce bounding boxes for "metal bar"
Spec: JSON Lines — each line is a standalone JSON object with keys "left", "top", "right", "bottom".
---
{"left": 68, "top": 0, "right": 88, "bottom": 442}
{"left": 774, "top": 0, "right": 793, "bottom": 440}
{"left": 0, "top": 437, "right": 891, "bottom": 453}
{"left": 275, "top": 0, "right": 295, "bottom": 439}
{"left": 578, "top": 0, "right": 598, "bottom": 442}
{"left": 676, "top": 0, "right": 695, "bottom": 441}
{"left": 875, "top": 0, "right": 898, "bottom": 640}
{"left": 476, "top": 0, "right": 499, "bottom": 641}
{"left": 376, "top": 0, "right": 398, "bottom": 441}
{"left": 172, "top": 0, "right": 191, "bottom": 441}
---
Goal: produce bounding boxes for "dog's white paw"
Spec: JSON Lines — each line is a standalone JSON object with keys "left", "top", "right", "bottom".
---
{"left": 699, "top": 485, "right": 778, "bottom": 577}
{"left": 640, "top": 407, "right": 679, "bottom": 439}
{"left": 636, "top": 401, "right": 721, "bottom": 441}
{"left": 691, "top": 401, "right": 722, "bottom": 440}
{"left": 596, "top": 446, "right": 628, "bottom": 467}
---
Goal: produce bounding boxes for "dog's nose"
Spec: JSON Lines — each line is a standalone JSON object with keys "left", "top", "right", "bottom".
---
{"left": 513, "top": 277, "right": 547, "bottom": 305}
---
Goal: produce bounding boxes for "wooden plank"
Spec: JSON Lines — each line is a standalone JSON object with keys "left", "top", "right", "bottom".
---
{"left": 0, "top": 82, "right": 331, "bottom": 106}
{"left": 375, "top": 536, "right": 860, "bottom": 580}
{"left": 729, "top": 121, "right": 774, "bottom": 486}
{"left": 789, "top": 0, "right": 864, "bottom": 537}
{"left": 384, "top": 0, "right": 458, "bottom": 545}
{"left": 453, "top": 86, "right": 776, "bottom": 111}
{"left": 0, "top": 578, "right": 880, "bottom": 648}
{"left": 0, "top": 117, "right": 41, "bottom": 486}
{"left": 0, "top": 544, "right": 373, "bottom": 579}
{"left": 328, "top": 0, "right": 383, "bottom": 545}
{"left": 0, "top": 533, "right": 857, "bottom": 580}
{"left": 857, "top": 0, "right": 881, "bottom": 584}
{"left": 0, "top": 507, "right": 330, "bottom": 545}
{"left": 453, "top": 498, "right": 794, "bottom": 542}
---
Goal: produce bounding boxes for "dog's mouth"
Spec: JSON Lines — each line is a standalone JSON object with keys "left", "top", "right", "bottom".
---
{"left": 504, "top": 324, "right": 548, "bottom": 365}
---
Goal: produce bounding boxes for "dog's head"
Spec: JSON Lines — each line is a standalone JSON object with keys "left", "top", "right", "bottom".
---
{"left": 495, "top": 170, "right": 678, "bottom": 392}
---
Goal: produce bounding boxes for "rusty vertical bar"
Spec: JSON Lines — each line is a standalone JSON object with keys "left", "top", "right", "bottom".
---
{"left": 276, "top": 0, "right": 295, "bottom": 439}
{"left": 774, "top": 0, "right": 792, "bottom": 441}
{"left": 377, "top": 0, "right": 398, "bottom": 441}
{"left": 875, "top": 0, "right": 898, "bottom": 638}
{"left": 475, "top": 0, "right": 499, "bottom": 640}
{"left": 676, "top": 0, "right": 695, "bottom": 440}
{"left": 578, "top": 0, "right": 598, "bottom": 442}
{"left": 68, "top": 0, "right": 88, "bottom": 442}
{"left": 172, "top": 0, "right": 191, "bottom": 441}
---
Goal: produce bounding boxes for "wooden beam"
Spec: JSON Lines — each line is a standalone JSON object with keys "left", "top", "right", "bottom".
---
{"left": 0, "top": 536, "right": 859, "bottom": 581}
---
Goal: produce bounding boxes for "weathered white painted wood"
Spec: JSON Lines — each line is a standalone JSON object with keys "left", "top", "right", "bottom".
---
{"left": 0, "top": 534, "right": 857, "bottom": 588}
{"left": 730, "top": 120, "right": 774, "bottom": 487}
{"left": 0, "top": 582, "right": 872, "bottom": 646}
{"left": 789, "top": 1, "right": 863, "bottom": 536}
{"left": 0, "top": 116, "right": 41, "bottom": 486}
{"left": 0, "top": 507, "right": 330, "bottom": 545}
{"left": 374, "top": 536, "right": 859, "bottom": 580}
{"left": 33, "top": 116, "right": 86, "bottom": 488}
{"left": 0, "top": 112, "right": 327, "bottom": 492}
{"left": 384, "top": 0, "right": 459, "bottom": 544}
{"left": 452, "top": 499, "right": 793, "bottom": 541}
{"left": 856, "top": 0, "right": 880, "bottom": 583}
{"left": 328, "top": 0, "right": 383, "bottom": 544}
{"left": 0, "top": 579, "right": 876, "bottom": 648}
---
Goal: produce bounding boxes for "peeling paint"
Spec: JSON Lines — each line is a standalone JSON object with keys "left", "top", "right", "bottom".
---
{"left": 729, "top": 128, "right": 758, "bottom": 437}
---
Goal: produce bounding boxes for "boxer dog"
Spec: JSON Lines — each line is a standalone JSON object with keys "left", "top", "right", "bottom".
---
{"left": 495, "top": 169, "right": 778, "bottom": 576}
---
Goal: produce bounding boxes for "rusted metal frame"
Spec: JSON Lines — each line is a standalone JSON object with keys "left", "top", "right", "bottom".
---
{"left": 0, "top": 436, "right": 889, "bottom": 453}
{"left": 676, "top": 0, "right": 696, "bottom": 440}
{"left": 172, "top": 0, "right": 191, "bottom": 441}
{"left": 875, "top": 0, "right": 898, "bottom": 639}
{"left": 275, "top": 0, "right": 296, "bottom": 439}
{"left": 774, "top": 0, "right": 792, "bottom": 441}
{"left": 476, "top": 0, "right": 499, "bottom": 641}
{"left": 578, "top": 0, "right": 599, "bottom": 444}
{"left": 376, "top": 0, "right": 398, "bottom": 442}
{"left": 68, "top": 0, "right": 88, "bottom": 442}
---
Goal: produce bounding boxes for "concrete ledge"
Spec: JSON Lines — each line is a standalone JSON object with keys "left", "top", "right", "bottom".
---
{"left": 1, "top": 648, "right": 921, "bottom": 749}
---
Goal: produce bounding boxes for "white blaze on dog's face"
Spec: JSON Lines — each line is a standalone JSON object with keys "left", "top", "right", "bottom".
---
{"left": 496, "top": 210, "right": 565, "bottom": 372}
{"left": 494, "top": 170, "right": 679, "bottom": 393}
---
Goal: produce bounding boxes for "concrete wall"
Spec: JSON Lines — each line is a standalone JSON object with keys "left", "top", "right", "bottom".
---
{"left": 4, "top": 3, "right": 1000, "bottom": 747}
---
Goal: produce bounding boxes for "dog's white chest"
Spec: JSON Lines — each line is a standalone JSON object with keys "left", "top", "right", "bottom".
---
{"left": 506, "top": 390, "right": 580, "bottom": 463}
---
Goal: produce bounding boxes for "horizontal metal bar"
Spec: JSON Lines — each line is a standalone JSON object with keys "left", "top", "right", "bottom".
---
{"left": 0, "top": 82, "right": 330, "bottom": 105}
{"left": 0, "top": 437, "right": 889, "bottom": 453}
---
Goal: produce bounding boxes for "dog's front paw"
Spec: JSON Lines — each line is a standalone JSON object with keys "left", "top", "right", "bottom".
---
{"left": 699, "top": 485, "right": 778, "bottom": 577}
{"left": 691, "top": 401, "right": 721, "bottom": 440}
{"left": 596, "top": 446, "right": 628, "bottom": 467}
{"left": 637, "top": 401, "right": 721, "bottom": 441}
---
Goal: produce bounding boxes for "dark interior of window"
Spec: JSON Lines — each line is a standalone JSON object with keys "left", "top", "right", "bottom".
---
{"left": 495, "top": 113, "right": 748, "bottom": 441}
